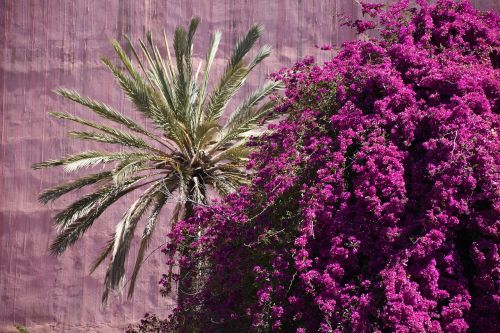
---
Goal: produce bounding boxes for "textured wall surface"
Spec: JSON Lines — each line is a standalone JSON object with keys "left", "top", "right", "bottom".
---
{"left": 1, "top": 0, "right": 498, "bottom": 332}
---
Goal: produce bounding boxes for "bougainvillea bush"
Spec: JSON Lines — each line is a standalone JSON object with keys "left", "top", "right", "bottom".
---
{"left": 154, "top": 1, "right": 500, "bottom": 332}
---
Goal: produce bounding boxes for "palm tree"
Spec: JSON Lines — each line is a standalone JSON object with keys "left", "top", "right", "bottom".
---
{"left": 33, "top": 17, "right": 282, "bottom": 303}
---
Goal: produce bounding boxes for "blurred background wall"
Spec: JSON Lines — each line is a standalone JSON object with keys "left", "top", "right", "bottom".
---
{"left": 1, "top": 0, "right": 498, "bottom": 332}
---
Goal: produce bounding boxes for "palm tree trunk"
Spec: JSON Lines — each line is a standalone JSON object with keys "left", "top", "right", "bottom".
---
{"left": 177, "top": 177, "right": 207, "bottom": 321}
{"left": 177, "top": 199, "right": 193, "bottom": 308}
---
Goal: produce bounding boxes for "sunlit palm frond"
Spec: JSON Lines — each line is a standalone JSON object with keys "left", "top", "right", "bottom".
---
{"left": 50, "top": 177, "right": 146, "bottom": 254}
{"left": 213, "top": 81, "right": 284, "bottom": 150}
{"left": 100, "top": 58, "right": 179, "bottom": 138}
{"left": 228, "top": 80, "right": 284, "bottom": 126}
{"left": 249, "top": 44, "right": 272, "bottom": 70}
{"left": 195, "top": 30, "right": 221, "bottom": 125}
{"left": 39, "top": 171, "right": 112, "bottom": 204}
{"left": 55, "top": 88, "right": 146, "bottom": 134}
{"left": 216, "top": 99, "right": 279, "bottom": 150}
{"left": 211, "top": 141, "right": 252, "bottom": 164}
{"left": 68, "top": 131, "right": 152, "bottom": 151}
{"left": 90, "top": 234, "right": 115, "bottom": 275}
{"left": 33, "top": 151, "right": 160, "bottom": 172}
{"left": 204, "top": 63, "right": 249, "bottom": 123}
{"left": 104, "top": 181, "right": 168, "bottom": 297}
{"left": 228, "top": 24, "right": 264, "bottom": 70}
{"left": 128, "top": 182, "right": 173, "bottom": 298}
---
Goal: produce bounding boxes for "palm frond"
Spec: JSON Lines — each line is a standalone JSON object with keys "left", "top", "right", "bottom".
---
{"left": 33, "top": 151, "right": 159, "bottom": 172}
{"left": 55, "top": 88, "right": 146, "bottom": 133}
{"left": 50, "top": 110, "right": 166, "bottom": 155}
{"left": 100, "top": 58, "right": 170, "bottom": 128}
{"left": 68, "top": 131, "right": 156, "bottom": 152}
{"left": 128, "top": 183, "right": 173, "bottom": 298}
{"left": 211, "top": 141, "right": 252, "bottom": 163}
{"left": 173, "top": 25, "right": 188, "bottom": 76}
{"left": 106, "top": 182, "right": 164, "bottom": 291}
{"left": 145, "top": 32, "right": 178, "bottom": 114}
{"left": 226, "top": 80, "right": 283, "bottom": 126}
{"left": 172, "top": 26, "right": 196, "bottom": 132}
{"left": 51, "top": 176, "right": 143, "bottom": 229}
{"left": 110, "top": 40, "right": 142, "bottom": 81}
{"left": 102, "top": 58, "right": 192, "bottom": 155}
{"left": 111, "top": 158, "right": 154, "bottom": 186}
{"left": 204, "top": 63, "right": 249, "bottom": 122}
{"left": 90, "top": 234, "right": 115, "bottom": 274}
{"left": 50, "top": 177, "right": 144, "bottom": 254}
{"left": 227, "top": 24, "right": 264, "bottom": 70}
{"left": 194, "top": 120, "right": 220, "bottom": 150}
{"left": 102, "top": 272, "right": 111, "bottom": 306}
{"left": 123, "top": 35, "right": 153, "bottom": 85}
{"left": 39, "top": 171, "right": 112, "bottom": 204}
{"left": 186, "top": 17, "right": 200, "bottom": 51}
{"left": 215, "top": 99, "right": 278, "bottom": 151}
{"left": 195, "top": 30, "right": 221, "bottom": 125}
{"left": 249, "top": 44, "right": 272, "bottom": 70}
{"left": 186, "top": 16, "right": 201, "bottom": 74}
{"left": 162, "top": 30, "right": 176, "bottom": 77}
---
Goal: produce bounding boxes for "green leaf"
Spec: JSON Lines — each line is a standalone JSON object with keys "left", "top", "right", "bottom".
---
{"left": 212, "top": 141, "right": 252, "bottom": 163}
{"left": 112, "top": 159, "right": 150, "bottom": 186}
{"left": 100, "top": 58, "right": 168, "bottom": 127}
{"left": 111, "top": 39, "right": 142, "bottom": 81}
{"left": 185, "top": 16, "right": 201, "bottom": 74}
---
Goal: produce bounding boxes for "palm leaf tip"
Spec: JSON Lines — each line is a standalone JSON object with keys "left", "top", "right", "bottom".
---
{"left": 249, "top": 44, "right": 272, "bottom": 69}
{"left": 228, "top": 23, "right": 265, "bottom": 69}
{"left": 173, "top": 26, "right": 188, "bottom": 63}
{"left": 38, "top": 171, "right": 112, "bottom": 204}
{"left": 187, "top": 16, "right": 201, "bottom": 44}
{"left": 90, "top": 236, "right": 115, "bottom": 274}
{"left": 32, "top": 160, "right": 62, "bottom": 169}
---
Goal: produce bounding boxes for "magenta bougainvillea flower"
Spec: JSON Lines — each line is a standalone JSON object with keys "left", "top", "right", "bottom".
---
{"left": 158, "top": 1, "right": 499, "bottom": 332}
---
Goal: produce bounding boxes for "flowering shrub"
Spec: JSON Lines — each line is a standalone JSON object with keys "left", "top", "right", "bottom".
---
{"left": 126, "top": 313, "right": 169, "bottom": 333}
{"left": 158, "top": 1, "right": 499, "bottom": 332}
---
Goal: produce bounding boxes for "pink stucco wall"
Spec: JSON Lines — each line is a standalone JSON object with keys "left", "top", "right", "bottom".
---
{"left": 1, "top": 1, "right": 498, "bottom": 332}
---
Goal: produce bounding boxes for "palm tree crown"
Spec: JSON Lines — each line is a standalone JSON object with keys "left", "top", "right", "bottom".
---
{"left": 33, "top": 17, "right": 282, "bottom": 303}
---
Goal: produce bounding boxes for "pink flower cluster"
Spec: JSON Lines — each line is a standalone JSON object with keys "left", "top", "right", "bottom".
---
{"left": 159, "top": 1, "right": 499, "bottom": 332}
